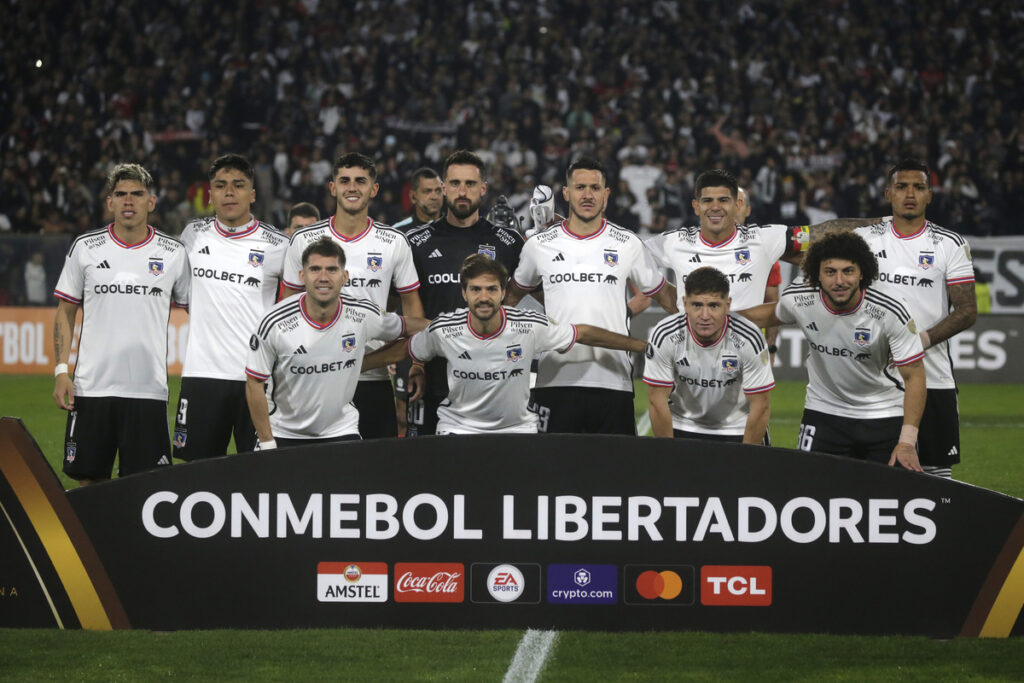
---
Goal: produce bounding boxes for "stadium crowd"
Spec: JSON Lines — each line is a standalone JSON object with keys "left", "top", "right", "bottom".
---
{"left": 2, "top": 0, "right": 1023, "bottom": 246}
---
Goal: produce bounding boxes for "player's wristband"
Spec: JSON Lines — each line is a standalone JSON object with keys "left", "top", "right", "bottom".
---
{"left": 258, "top": 439, "right": 277, "bottom": 451}
{"left": 898, "top": 425, "right": 919, "bottom": 446}
{"left": 54, "top": 363, "right": 69, "bottom": 377}
{"left": 767, "top": 344, "right": 778, "bottom": 354}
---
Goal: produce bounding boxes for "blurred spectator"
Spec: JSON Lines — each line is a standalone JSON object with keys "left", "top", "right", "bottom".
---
{"left": 24, "top": 250, "right": 47, "bottom": 305}
{"left": 0, "top": 0, "right": 1021, "bottom": 238}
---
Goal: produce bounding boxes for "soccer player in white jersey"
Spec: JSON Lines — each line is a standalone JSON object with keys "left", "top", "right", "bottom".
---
{"left": 505, "top": 156, "right": 678, "bottom": 435}
{"left": 645, "top": 267, "right": 774, "bottom": 444}
{"left": 855, "top": 159, "right": 977, "bottom": 478}
{"left": 646, "top": 169, "right": 876, "bottom": 312}
{"left": 52, "top": 163, "right": 190, "bottom": 485}
{"left": 364, "top": 255, "right": 648, "bottom": 434}
{"left": 282, "top": 153, "right": 423, "bottom": 439}
{"left": 740, "top": 232, "right": 926, "bottom": 471}
{"left": 246, "top": 239, "right": 426, "bottom": 447}
{"left": 173, "top": 154, "right": 288, "bottom": 461}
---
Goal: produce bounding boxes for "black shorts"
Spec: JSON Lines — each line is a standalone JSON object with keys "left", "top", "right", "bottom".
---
{"left": 276, "top": 434, "right": 361, "bottom": 448}
{"left": 173, "top": 377, "right": 256, "bottom": 461}
{"left": 798, "top": 409, "right": 902, "bottom": 466}
{"left": 918, "top": 388, "right": 961, "bottom": 467}
{"left": 531, "top": 387, "right": 636, "bottom": 435}
{"left": 393, "top": 357, "right": 413, "bottom": 402}
{"left": 353, "top": 380, "right": 398, "bottom": 439}
{"left": 674, "top": 429, "right": 744, "bottom": 444}
{"left": 406, "top": 396, "right": 442, "bottom": 437}
{"left": 63, "top": 396, "right": 171, "bottom": 480}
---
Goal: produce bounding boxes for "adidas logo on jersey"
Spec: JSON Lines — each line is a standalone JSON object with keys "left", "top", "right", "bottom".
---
{"left": 805, "top": 322, "right": 819, "bottom": 331}
{"left": 552, "top": 252, "right": 566, "bottom": 262}
{"left": 199, "top": 246, "right": 211, "bottom": 255}
{"left": 429, "top": 249, "right": 443, "bottom": 258}
{"left": 689, "top": 255, "right": 702, "bottom": 263}
{"left": 677, "top": 357, "right": 690, "bottom": 367}
{"left": 875, "top": 250, "right": 887, "bottom": 259}
{"left": 294, "top": 345, "right": 308, "bottom": 354}
{"left": 96, "top": 260, "right": 110, "bottom": 269}
{"left": 458, "top": 351, "right": 472, "bottom": 360}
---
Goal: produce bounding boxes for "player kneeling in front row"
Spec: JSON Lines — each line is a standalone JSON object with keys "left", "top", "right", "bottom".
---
{"left": 644, "top": 267, "right": 774, "bottom": 444}
{"left": 245, "top": 239, "right": 427, "bottom": 447}
{"left": 739, "top": 232, "right": 925, "bottom": 471}
{"left": 363, "top": 254, "right": 648, "bottom": 434}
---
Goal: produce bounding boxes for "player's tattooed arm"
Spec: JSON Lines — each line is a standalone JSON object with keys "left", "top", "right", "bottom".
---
{"left": 921, "top": 282, "right": 978, "bottom": 349}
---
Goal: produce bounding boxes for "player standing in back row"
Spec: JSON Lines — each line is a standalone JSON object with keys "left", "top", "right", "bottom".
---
{"left": 506, "top": 156, "right": 678, "bottom": 434}
{"left": 282, "top": 153, "right": 423, "bottom": 439}
{"left": 174, "top": 154, "right": 287, "bottom": 460}
{"left": 855, "top": 158, "right": 977, "bottom": 478}
{"left": 405, "top": 150, "right": 524, "bottom": 436}
{"left": 53, "top": 163, "right": 190, "bottom": 484}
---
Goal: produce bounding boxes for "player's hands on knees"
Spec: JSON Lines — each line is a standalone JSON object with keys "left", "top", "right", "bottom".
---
{"left": 888, "top": 442, "right": 923, "bottom": 472}
{"left": 408, "top": 363, "right": 425, "bottom": 402}
{"left": 53, "top": 374, "right": 75, "bottom": 410}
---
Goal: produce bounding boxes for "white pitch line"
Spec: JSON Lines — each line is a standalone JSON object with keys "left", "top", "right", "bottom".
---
{"left": 503, "top": 629, "right": 558, "bottom": 683}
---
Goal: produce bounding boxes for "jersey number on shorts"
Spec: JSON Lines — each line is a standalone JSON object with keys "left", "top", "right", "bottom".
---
{"left": 177, "top": 398, "right": 188, "bottom": 425}
{"left": 798, "top": 423, "right": 816, "bottom": 451}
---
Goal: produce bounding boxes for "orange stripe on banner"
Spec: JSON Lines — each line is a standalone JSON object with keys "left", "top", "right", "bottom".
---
{"left": 0, "top": 431, "right": 113, "bottom": 630}
{"left": 980, "top": 544, "right": 1024, "bottom": 638}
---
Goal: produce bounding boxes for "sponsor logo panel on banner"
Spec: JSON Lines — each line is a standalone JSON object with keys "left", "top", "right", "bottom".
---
{"left": 546, "top": 564, "right": 617, "bottom": 605}
{"left": 394, "top": 562, "right": 464, "bottom": 603}
{"left": 316, "top": 561, "right": 388, "bottom": 603}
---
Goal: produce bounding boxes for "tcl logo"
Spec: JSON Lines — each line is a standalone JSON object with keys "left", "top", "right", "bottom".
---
{"left": 394, "top": 563, "right": 464, "bottom": 603}
{"left": 700, "top": 566, "right": 772, "bottom": 606}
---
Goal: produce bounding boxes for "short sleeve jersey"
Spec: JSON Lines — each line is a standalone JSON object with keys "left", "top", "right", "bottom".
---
{"left": 776, "top": 284, "right": 925, "bottom": 419}
{"left": 855, "top": 219, "right": 974, "bottom": 389}
{"left": 180, "top": 217, "right": 287, "bottom": 380}
{"left": 282, "top": 216, "right": 420, "bottom": 381}
{"left": 408, "top": 306, "right": 577, "bottom": 433}
{"left": 643, "top": 313, "right": 774, "bottom": 435}
{"left": 512, "top": 219, "right": 665, "bottom": 392}
{"left": 54, "top": 225, "right": 190, "bottom": 400}
{"left": 245, "top": 294, "right": 405, "bottom": 439}
{"left": 406, "top": 216, "right": 525, "bottom": 400}
{"left": 647, "top": 224, "right": 805, "bottom": 310}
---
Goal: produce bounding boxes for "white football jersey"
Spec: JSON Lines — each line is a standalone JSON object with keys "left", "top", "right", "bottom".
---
{"left": 181, "top": 217, "right": 287, "bottom": 380}
{"left": 283, "top": 216, "right": 420, "bottom": 381}
{"left": 54, "top": 225, "right": 190, "bottom": 400}
{"left": 245, "top": 294, "right": 405, "bottom": 439}
{"left": 855, "top": 219, "right": 974, "bottom": 389}
{"left": 644, "top": 313, "right": 774, "bottom": 435}
{"left": 646, "top": 223, "right": 804, "bottom": 309}
{"left": 408, "top": 307, "right": 577, "bottom": 433}
{"left": 776, "top": 284, "right": 925, "bottom": 419}
{"left": 512, "top": 219, "right": 665, "bottom": 392}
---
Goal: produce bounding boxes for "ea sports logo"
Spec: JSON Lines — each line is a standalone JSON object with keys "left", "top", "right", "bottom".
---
{"left": 635, "top": 570, "right": 683, "bottom": 600}
{"left": 486, "top": 564, "right": 525, "bottom": 603}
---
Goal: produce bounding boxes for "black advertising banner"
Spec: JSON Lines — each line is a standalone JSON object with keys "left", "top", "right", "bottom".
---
{"left": 1, "top": 417, "right": 1022, "bottom": 636}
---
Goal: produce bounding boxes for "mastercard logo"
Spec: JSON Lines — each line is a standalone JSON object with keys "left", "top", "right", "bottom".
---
{"left": 635, "top": 570, "right": 683, "bottom": 600}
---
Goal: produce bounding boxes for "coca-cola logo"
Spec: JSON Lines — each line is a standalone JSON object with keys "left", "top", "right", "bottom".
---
{"left": 394, "top": 563, "right": 465, "bottom": 603}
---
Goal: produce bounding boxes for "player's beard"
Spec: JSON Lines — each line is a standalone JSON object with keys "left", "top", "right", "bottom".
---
{"left": 449, "top": 197, "right": 480, "bottom": 221}
{"left": 822, "top": 284, "right": 862, "bottom": 311}
{"left": 570, "top": 197, "right": 605, "bottom": 224}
